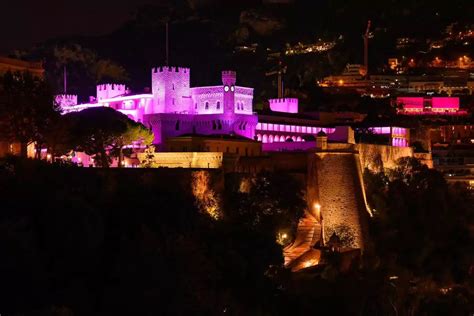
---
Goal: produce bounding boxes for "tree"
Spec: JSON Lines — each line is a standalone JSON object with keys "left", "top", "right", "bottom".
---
{"left": 225, "top": 172, "right": 306, "bottom": 240}
{"left": 63, "top": 107, "right": 153, "bottom": 167}
{"left": 111, "top": 121, "right": 154, "bottom": 168}
{"left": 0, "top": 71, "right": 60, "bottom": 157}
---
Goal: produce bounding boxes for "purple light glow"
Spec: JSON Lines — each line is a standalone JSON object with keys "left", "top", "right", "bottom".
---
{"left": 397, "top": 96, "right": 466, "bottom": 115}
{"left": 57, "top": 68, "right": 258, "bottom": 145}
{"left": 269, "top": 98, "right": 299, "bottom": 113}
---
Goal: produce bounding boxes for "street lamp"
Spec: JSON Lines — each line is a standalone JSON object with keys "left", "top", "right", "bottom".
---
{"left": 314, "top": 203, "right": 321, "bottom": 221}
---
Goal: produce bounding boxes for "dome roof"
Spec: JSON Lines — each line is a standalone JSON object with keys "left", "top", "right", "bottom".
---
{"left": 317, "top": 130, "right": 327, "bottom": 137}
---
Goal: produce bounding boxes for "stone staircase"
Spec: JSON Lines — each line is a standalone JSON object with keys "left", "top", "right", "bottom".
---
{"left": 284, "top": 214, "right": 321, "bottom": 266}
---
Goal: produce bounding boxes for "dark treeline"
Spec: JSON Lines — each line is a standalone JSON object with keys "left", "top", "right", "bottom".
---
{"left": 0, "top": 157, "right": 473, "bottom": 315}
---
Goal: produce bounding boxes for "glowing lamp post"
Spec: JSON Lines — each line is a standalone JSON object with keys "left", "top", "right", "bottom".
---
{"left": 277, "top": 231, "right": 290, "bottom": 246}
{"left": 314, "top": 203, "right": 321, "bottom": 221}
{"left": 314, "top": 202, "right": 325, "bottom": 247}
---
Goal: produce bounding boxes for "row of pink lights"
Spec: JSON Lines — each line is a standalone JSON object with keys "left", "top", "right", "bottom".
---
{"left": 369, "top": 127, "right": 407, "bottom": 136}
{"left": 257, "top": 134, "right": 304, "bottom": 143}
{"left": 397, "top": 97, "right": 460, "bottom": 110}
{"left": 392, "top": 138, "right": 408, "bottom": 147}
{"left": 256, "top": 123, "right": 335, "bottom": 134}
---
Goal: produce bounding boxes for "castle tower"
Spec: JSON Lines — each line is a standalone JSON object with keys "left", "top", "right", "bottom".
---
{"left": 55, "top": 94, "right": 78, "bottom": 108}
{"left": 152, "top": 66, "right": 191, "bottom": 114}
{"left": 96, "top": 84, "right": 126, "bottom": 101}
{"left": 222, "top": 71, "right": 236, "bottom": 115}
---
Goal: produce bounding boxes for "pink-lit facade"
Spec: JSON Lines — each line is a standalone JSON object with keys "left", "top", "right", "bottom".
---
{"left": 396, "top": 96, "right": 467, "bottom": 115}
{"left": 255, "top": 123, "right": 336, "bottom": 143}
{"left": 368, "top": 126, "right": 409, "bottom": 147}
{"left": 57, "top": 67, "right": 258, "bottom": 146}
{"left": 55, "top": 65, "right": 411, "bottom": 153}
{"left": 269, "top": 98, "right": 299, "bottom": 114}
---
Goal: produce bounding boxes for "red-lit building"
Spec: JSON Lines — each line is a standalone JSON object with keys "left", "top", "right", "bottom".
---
{"left": 396, "top": 96, "right": 468, "bottom": 116}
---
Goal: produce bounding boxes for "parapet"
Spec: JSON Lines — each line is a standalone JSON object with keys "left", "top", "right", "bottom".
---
{"left": 96, "top": 83, "right": 127, "bottom": 100}
{"left": 97, "top": 83, "right": 126, "bottom": 91}
{"left": 152, "top": 66, "right": 190, "bottom": 74}
{"left": 55, "top": 94, "right": 78, "bottom": 107}
{"left": 222, "top": 70, "right": 237, "bottom": 84}
{"left": 269, "top": 98, "right": 299, "bottom": 114}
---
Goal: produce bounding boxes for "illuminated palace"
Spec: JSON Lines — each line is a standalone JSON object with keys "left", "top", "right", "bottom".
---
{"left": 57, "top": 68, "right": 258, "bottom": 145}
{"left": 54, "top": 65, "right": 428, "bottom": 271}
{"left": 56, "top": 66, "right": 411, "bottom": 154}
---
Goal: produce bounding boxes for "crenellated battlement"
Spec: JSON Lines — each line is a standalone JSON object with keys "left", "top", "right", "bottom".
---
{"left": 222, "top": 70, "right": 236, "bottom": 76}
{"left": 55, "top": 94, "right": 78, "bottom": 107}
{"left": 96, "top": 83, "right": 127, "bottom": 101}
{"left": 269, "top": 98, "right": 299, "bottom": 114}
{"left": 269, "top": 98, "right": 298, "bottom": 104}
{"left": 152, "top": 66, "right": 190, "bottom": 74}
{"left": 97, "top": 83, "right": 126, "bottom": 91}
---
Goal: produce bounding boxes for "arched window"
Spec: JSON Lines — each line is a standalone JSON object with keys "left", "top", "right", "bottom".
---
{"left": 195, "top": 103, "right": 198, "bottom": 109}
{"left": 262, "top": 134, "right": 268, "bottom": 143}
{"left": 269, "top": 135, "right": 274, "bottom": 143}
{"left": 280, "top": 135, "right": 285, "bottom": 142}
{"left": 205, "top": 102, "right": 209, "bottom": 110}
{"left": 175, "top": 120, "right": 180, "bottom": 130}
{"left": 216, "top": 101, "right": 220, "bottom": 109}
{"left": 257, "top": 134, "right": 262, "bottom": 141}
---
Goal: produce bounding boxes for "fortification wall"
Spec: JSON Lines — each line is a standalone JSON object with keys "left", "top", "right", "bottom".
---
{"left": 315, "top": 152, "right": 367, "bottom": 249}
{"left": 137, "top": 152, "right": 223, "bottom": 169}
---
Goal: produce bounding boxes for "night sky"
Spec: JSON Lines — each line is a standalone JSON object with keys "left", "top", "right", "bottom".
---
{"left": 0, "top": 0, "right": 168, "bottom": 54}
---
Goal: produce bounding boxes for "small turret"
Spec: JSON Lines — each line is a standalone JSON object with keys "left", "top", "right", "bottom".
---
{"left": 55, "top": 94, "right": 77, "bottom": 107}
{"left": 316, "top": 130, "right": 328, "bottom": 150}
{"left": 96, "top": 84, "right": 126, "bottom": 101}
